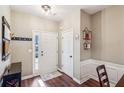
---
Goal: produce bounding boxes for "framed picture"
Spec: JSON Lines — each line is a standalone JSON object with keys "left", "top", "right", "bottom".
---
{"left": 2, "top": 16, "right": 11, "bottom": 61}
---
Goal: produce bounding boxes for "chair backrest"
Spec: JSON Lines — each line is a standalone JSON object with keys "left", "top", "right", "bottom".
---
{"left": 96, "top": 65, "right": 110, "bottom": 87}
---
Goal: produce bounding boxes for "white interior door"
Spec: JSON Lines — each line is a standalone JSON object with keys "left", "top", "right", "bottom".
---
{"left": 40, "top": 32, "right": 58, "bottom": 75}
{"left": 62, "top": 29, "right": 73, "bottom": 78}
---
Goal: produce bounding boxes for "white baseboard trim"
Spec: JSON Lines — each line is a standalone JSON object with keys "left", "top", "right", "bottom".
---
{"left": 80, "top": 75, "right": 90, "bottom": 84}
{"left": 57, "top": 68, "right": 82, "bottom": 84}
{"left": 22, "top": 74, "right": 39, "bottom": 80}
{"left": 73, "top": 77, "right": 81, "bottom": 84}
{"left": 57, "top": 68, "right": 63, "bottom": 72}
{"left": 22, "top": 75, "right": 34, "bottom": 80}
{"left": 89, "top": 74, "right": 99, "bottom": 81}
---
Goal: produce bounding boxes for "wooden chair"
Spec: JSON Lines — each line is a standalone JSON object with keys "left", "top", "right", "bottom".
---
{"left": 96, "top": 65, "right": 110, "bottom": 87}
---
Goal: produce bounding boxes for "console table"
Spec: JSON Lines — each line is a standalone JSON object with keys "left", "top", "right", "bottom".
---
{"left": 2, "top": 62, "right": 22, "bottom": 87}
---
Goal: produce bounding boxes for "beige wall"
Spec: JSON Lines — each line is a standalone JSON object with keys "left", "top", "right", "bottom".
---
{"left": 91, "top": 11, "right": 102, "bottom": 60}
{"left": 11, "top": 10, "right": 59, "bottom": 76}
{"left": 80, "top": 10, "right": 91, "bottom": 61}
{"left": 91, "top": 6, "right": 124, "bottom": 65}
{"left": 10, "top": 5, "right": 124, "bottom": 79}
{"left": 59, "top": 9, "right": 81, "bottom": 80}
{"left": 0, "top": 6, "right": 11, "bottom": 79}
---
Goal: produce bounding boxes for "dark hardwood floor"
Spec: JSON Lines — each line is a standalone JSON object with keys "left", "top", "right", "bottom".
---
{"left": 21, "top": 73, "right": 100, "bottom": 87}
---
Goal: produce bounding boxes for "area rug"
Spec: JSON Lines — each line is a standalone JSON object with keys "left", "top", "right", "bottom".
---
{"left": 40, "top": 71, "right": 62, "bottom": 81}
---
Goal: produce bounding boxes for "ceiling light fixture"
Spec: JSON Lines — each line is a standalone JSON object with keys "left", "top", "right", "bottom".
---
{"left": 41, "top": 5, "right": 51, "bottom": 15}
{"left": 41, "top": 5, "right": 56, "bottom": 16}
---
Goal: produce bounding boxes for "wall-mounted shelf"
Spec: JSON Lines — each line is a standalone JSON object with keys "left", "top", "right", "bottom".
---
{"left": 82, "top": 27, "right": 92, "bottom": 50}
{"left": 11, "top": 37, "right": 32, "bottom": 41}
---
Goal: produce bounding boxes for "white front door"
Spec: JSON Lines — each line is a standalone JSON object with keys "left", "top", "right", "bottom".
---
{"left": 39, "top": 32, "right": 58, "bottom": 75}
{"left": 62, "top": 29, "right": 73, "bottom": 78}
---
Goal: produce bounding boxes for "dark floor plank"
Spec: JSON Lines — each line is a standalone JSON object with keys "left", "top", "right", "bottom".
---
{"left": 21, "top": 74, "right": 100, "bottom": 87}
{"left": 82, "top": 78, "right": 100, "bottom": 87}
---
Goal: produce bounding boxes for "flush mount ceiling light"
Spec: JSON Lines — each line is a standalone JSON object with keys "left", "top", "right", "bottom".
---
{"left": 41, "top": 5, "right": 56, "bottom": 16}
{"left": 41, "top": 5, "right": 51, "bottom": 12}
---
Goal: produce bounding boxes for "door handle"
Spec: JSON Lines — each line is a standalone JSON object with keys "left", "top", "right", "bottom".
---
{"left": 69, "top": 56, "right": 72, "bottom": 58}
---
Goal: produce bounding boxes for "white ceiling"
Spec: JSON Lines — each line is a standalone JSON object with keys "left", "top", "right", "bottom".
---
{"left": 11, "top": 5, "right": 110, "bottom": 22}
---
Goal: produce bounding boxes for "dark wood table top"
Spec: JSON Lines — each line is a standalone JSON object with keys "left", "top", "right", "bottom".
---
{"left": 116, "top": 75, "right": 124, "bottom": 87}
